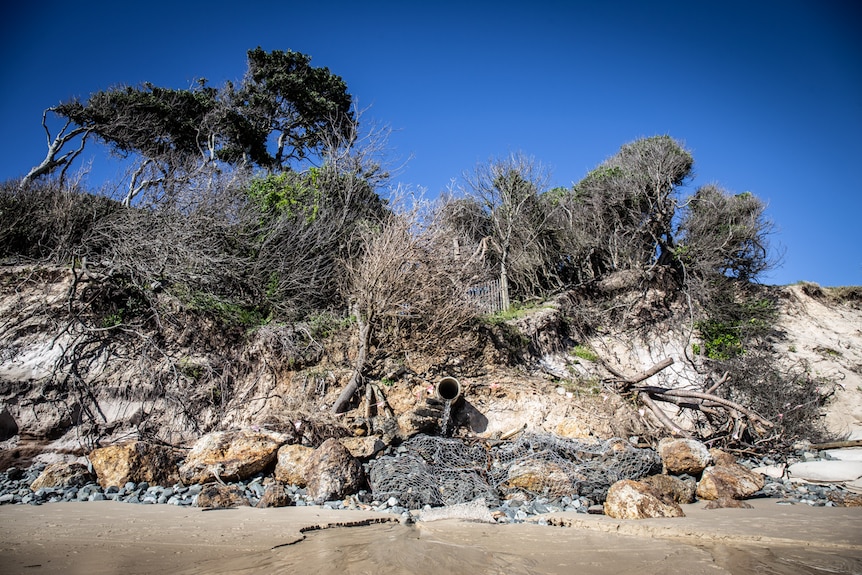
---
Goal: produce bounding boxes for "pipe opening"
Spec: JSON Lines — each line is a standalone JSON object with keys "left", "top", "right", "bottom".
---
{"left": 436, "top": 377, "right": 461, "bottom": 401}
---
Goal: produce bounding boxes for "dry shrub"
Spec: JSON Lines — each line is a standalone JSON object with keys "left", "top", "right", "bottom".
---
{"left": 0, "top": 178, "right": 119, "bottom": 262}
{"left": 716, "top": 351, "right": 835, "bottom": 445}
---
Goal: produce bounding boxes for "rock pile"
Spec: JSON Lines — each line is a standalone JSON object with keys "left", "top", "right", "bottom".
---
{"left": 1, "top": 431, "right": 860, "bottom": 523}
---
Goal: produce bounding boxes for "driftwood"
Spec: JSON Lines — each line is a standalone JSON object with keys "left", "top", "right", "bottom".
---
{"left": 808, "top": 439, "right": 862, "bottom": 450}
{"left": 605, "top": 357, "right": 774, "bottom": 442}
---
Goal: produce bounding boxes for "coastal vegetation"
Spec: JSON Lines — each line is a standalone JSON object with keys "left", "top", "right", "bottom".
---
{"left": 0, "top": 48, "right": 837, "bottom": 450}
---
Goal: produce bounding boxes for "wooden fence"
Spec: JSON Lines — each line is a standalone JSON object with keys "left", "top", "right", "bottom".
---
{"left": 466, "top": 278, "right": 505, "bottom": 314}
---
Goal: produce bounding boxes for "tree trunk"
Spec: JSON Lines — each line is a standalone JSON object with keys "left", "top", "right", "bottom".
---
{"left": 331, "top": 311, "right": 372, "bottom": 414}
{"left": 500, "top": 256, "right": 510, "bottom": 311}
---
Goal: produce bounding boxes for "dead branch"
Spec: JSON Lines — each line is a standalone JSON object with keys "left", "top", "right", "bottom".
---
{"left": 605, "top": 356, "right": 773, "bottom": 442}
{"left": 638, "top": 390, "right": 688, "bottom": 437}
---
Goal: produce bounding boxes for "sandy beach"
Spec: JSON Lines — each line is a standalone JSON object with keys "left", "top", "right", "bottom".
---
{"left": 1, "top": 500, "right": 860, "bottom": 575}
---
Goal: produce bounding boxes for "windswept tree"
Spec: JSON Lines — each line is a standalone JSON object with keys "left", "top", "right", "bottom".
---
{"left": 240, "top": 48, "right": 354, "bottom": 170}
{"left": 552, "top": 136, "right": 694, "bottom": 281}
{"left": 676, "top": 184, "right": 774, "bottom": 283}
{"left": 20, "top": 48, "right": 355, "bottom": 206}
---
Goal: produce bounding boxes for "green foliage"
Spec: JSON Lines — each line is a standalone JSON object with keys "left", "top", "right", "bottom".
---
{"left": 178, "top": 357, "right": 204, "bottom": 381}
{"left": 56, "top": 83, "right": 220, "bottom": 161}
{"left": 485, "top": 301, "right": 552, "bottom": 325}
{"left": 244, "top": 47, "right": 354, "bottom": 168}
{"left": 306, "top": 311, "right": 355, "bottom": 340}
{"left": 101, "top": 312, "right": 123, "bottom": 329}
{"left": 38, "top": 47, "right": 355, "bottom": 183}
{"left": 571, "top": 345, "right": 598, "bottom": 362}
{"left": 695, "top": 320, "right": 743, "bottom": 360}
{"left": 185, "top": 290, "right": 269, "bottom": 328}
{"left": 247, "top": 169, "right": 322, "bottom": 220}
{"left": 677, "top": 184, "right": 773, "bottom": 281}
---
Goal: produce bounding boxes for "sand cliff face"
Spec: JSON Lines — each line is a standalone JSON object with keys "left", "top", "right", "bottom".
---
{"left": 1, "top": 264, "right": 860, "bottom": 465}
{"left": 772, "top": 284, "right": 862, "bottom": 440}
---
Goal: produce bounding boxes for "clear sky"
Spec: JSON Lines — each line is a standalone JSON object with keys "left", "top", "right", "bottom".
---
{"left": 1, "top": 0, "right": 860, "bottom": 286}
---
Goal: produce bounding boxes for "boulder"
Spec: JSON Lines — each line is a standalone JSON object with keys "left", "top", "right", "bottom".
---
{"left": 179, "top": 429, "right": 289, "bottom": 485}
{"left": 339, "top": 436, "right": 386, "bottom": 460}
{"left": 30, "top": 462, "right": 95, "bottom": 490}
{"left": 505, "top": 460, "right": 574, "bottom": 498}
{"left": 89, "top": 441, "right": 180, "bottom": 489}
{"left": 658, "top": 438, "right": 711, "bottom": 475}
{"left": 640, "top": 474, "right": 696, "bottom": 504}
{"left": 603, "top": 480, "right": 685, "bottom": 519}
{"left": 555, "top": 419, "right": 593, "bottom": 439}
{"left": 825, "top": 449, "right": 862, "bottom": 462}
{"left": 827, "top": 491, "right": 862, "bottom": 507}
{"left": 787, "top": 460, "right": 862, "bottom": 483}
{"left": 303, "top": 438, "right": 365, "bottom": 504}
{"left": 397, "top": 398, "right": 445, "bottom": 437}
{"left": 256, "top": 482, "right": 293, "bottom": 508}
{"left": 703, "top": 497, "right": 753, "bottom": 509}
{"left": 194, "top": 483, "right": 249, "bottom": 508}
{"left": 274, "top": 444, "right": 314, "bottom": 486}
{"left": 696, "top": 464, "right": 765, "bottom": 500}
{"left": 708, "top": 448, "right": 737, "bottom": 467}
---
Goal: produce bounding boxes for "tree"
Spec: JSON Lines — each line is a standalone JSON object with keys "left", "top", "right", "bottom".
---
{"left": 241, "top": 48, "right": 354, "bottom": 170}
{"left": 21, "top": 48, "right": 355, "bottom": 203}
{"left": 676, "top": 184, "right": 774, "bottom": 282}
{"left": 446, "top": 153, "right": 555, "bottom": 308}
{"left": 552, "top": 136, "right": 693, "bottom": 281}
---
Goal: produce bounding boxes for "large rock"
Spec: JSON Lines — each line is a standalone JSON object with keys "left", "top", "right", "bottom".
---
{"left": 708, "top": 448, "right": 737, "bottom": 467}
{"left": 339, "top": 436, "right": 386, "bottom": 460}
{"left": 30, "top": 462, "right": 95, "bottom": 490}
{"left": 397, "top": 399, "right": 445, "bottom": 438}
{"left": 640, "top": 474, "right": 696, "bottom": 504}
{"left": 505, "top": 460, "right": 574, "bottom": 498}
{"left": 704, "top": 497, "right": 753, "bottom": 509}
{"left": 825, "top": 449, "right": 862, "bottom": 462}
{"left": 256, "top": 481, "right": 293, "bottom": 508}
{"left": 827, "top": 491, "right": 862, "bottom": 507}
{"left": 303, "top": 438, "right": 365, "bottom": 504}
{"left": 555, "top": 419, "right": 593, "bottom": 439}
{"left": 658, "top": 438, "right": 711, "bottom": 475}
{"left": 89, "top": 441, "right": 180, "bottom": 489}
{"left": 194, "top": 483, "right": 249, "bottom": 508}
{"left": 603, "top": 480, "right": 685, "bottom": 519}
{"left": 696, "top": 464, "right": 765, "bottom": 500}
{"left": 274, "top": 444, "right": 314, "bottom": 486}
{"left": 179, "top": 429, "right": 289, "bottom": 485}
{"left": 787, "top": 460, "right": 862, "bottom": 483}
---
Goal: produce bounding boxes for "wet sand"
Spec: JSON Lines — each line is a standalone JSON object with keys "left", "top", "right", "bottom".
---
{"left": 0, "top": 500, "right": 860, "bottom": 575}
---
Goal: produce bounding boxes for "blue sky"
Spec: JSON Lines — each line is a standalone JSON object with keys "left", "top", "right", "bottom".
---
{"left": 1, "top": 0, "right": 860, "bottom": 286}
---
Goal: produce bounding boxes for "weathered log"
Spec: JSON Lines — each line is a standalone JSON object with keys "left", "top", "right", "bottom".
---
{"left": 639, "top": 391, "right": 689, "bottom": 437}
{"left": 808, "top": 439, "right": 862, "bottom": 450}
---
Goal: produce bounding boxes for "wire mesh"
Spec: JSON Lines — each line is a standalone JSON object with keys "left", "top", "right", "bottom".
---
{"left": 368, "top": 433, "right": 660, "bottom": 509}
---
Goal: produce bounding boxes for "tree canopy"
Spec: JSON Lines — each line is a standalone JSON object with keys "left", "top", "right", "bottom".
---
{"left": 21, "top": 48, "right": 355, "bottom": 196}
